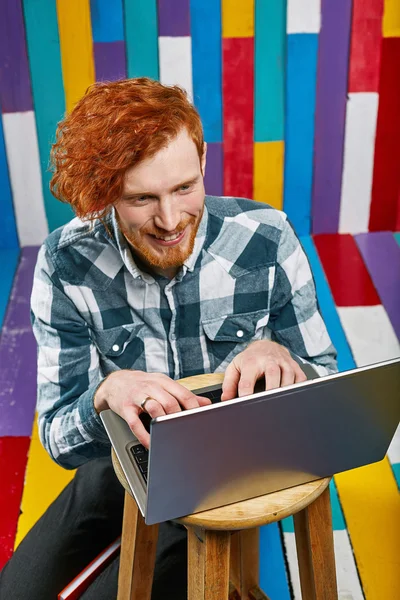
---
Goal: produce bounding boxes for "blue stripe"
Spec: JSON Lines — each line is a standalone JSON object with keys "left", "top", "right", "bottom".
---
{"left": 190, "top": 0, "right": 222, "bottom": 143}
{"left": 0, "top": 115, "right": 19, "bottom": 248}
{"left": 260, "top": 523, "right": 291, "bottom": 600}
{"left": 22, "top": 0, "right": 73, "bottom": 233}
{"left": 0, "top": 249, "right": 19, "bottom": 329}
{"left": 90, "top": 0, "right": 124, "bottom": 42}
{"left": 254, "top": 0, "right": 286, "bottom": 142}
{"left": 283, "top": 35, "right": 318, "bottom": 236}
{"left": 124, "top": 0, "right": 159, "bottom": 80}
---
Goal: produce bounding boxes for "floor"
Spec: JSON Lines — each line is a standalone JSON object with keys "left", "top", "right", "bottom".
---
{"left": 0, "top": 232, "right": 399, "bottom": 599}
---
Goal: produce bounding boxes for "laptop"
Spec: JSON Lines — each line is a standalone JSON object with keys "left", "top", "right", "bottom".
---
{"left": 100, "top": 357, "right": 400, "bottom": 525}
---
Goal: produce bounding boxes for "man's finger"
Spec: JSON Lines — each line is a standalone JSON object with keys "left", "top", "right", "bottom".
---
{"left": 125, "top": 411, "right": 151, "bottom": 449}
{"left": 280, "top": 361, "right": 296, "bottom": 387}
{"left": 221, "top": 360, "right": 241, "bottom": 401}
{"left": 264, "top": 363, "right": 281, "bottom": 391}
{"left": 294, "top": 362, "right": 308, "bottom": 383}
{"left": 146, "top": 385, "right": 182, "bottom": 414}
{"left": 237, "top": 362, "right": 261, "bottom": 397}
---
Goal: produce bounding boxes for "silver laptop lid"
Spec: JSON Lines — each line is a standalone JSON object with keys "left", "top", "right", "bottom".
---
{"left": 145, "top": 358, "right": 399, "bottom": 524}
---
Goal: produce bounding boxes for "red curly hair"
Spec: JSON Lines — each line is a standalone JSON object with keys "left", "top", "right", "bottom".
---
{"left": 50, "top": 78, "right": 204, "bottom": 220}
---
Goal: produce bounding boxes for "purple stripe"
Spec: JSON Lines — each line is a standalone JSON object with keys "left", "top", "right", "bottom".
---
{"left": 355, "top": 232, "right": 400, "bottom": 339}
{"left": 94, "top": 41, "right": 127, "bottom": 82}
{"left": 157, "top": 0, "right": 191, "bottom": 36}
{"left": 0, "top": 247, "right": 39, "bottom": 437}
{"left": 204, "top": 143, "right": 223, "bottom": 197}
{"left": 0, "top": 0, "right": 33, "bottom": 112}
{"left": 311, "top": 0, "right": 352, "bottom": 234}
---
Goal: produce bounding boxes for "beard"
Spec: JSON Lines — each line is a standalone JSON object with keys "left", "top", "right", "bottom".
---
{"left": 119, "top": 212, "right": 202, "bottom": 271}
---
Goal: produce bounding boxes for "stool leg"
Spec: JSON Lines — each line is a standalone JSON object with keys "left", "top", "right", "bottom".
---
{"left": 293, "top": 486, "right": 338, "bottom": 600}
{"left": 188, "top": 526, "right": 231, "bottom": 600}
{"left": 118, "top": 491, "right": 159, "bottom": 600}
{"left": 230, "top": 529, "right": 270, "bottom": 599}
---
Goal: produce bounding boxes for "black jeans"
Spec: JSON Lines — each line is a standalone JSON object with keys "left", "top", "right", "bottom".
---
{"left": 0, "top": 456, "right": 187, "bottom": 600}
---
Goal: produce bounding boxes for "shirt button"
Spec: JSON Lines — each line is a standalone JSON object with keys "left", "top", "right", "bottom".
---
{"left": 112, "top": 344, "right": 120, "bottom": 352}
{"left": 236, "top": 330, "right": 244, "bottom": 338}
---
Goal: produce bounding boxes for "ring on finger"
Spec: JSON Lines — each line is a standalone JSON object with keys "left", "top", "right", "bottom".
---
{"left": 140, "top": 397, "right": 153, "bottom": 412}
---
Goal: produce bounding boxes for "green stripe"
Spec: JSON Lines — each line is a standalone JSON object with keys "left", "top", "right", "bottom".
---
{"left": 22, "top": 0, "right": 73, "bottom": 232}
{"left": 124, "top": 0, "right": 159, "bottom": 80}
{"left": 254, "top": 0, "right": 286, "bottom": 142}
{"left": 394, "top": 233, "right": 400, "bottom": 248}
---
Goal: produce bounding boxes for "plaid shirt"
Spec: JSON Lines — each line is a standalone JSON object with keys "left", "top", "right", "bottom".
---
{"left": 31, "top": 196, "right": 337, "bottom": 468}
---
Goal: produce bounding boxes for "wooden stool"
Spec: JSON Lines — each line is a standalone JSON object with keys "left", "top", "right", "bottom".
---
{"left": 112, "top": 374, "right": 338, "bottom": 600}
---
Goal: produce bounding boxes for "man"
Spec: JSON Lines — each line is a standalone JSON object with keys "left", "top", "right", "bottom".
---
{"left": 0, "top": 78, "right": 337, "bottom": 599}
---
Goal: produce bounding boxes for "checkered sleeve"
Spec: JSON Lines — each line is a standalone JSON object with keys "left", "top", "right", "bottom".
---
{"left": 268, "top": 217, "right": 338, "bottom": 375}
{"left": 31, "top": 245, "right": 110, "bottom": 469}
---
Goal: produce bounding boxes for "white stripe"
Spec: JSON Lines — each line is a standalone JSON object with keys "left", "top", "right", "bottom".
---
{"left": 283, "top": 530, "right": 364, "bottom": 599}
{"left": 287, "top": 0, "right": 321, "bottom": 34}
{"left": 337, "top": 305, "right": 400, "bottom": 367}
{"left": 2, "top": 111, "right": 48, "bottom": 245}
{"left": 159, "top": 37, "right": 193, "bottom": 101}
{"left": 339, "top": 93, "right": 379, "bottom": 234}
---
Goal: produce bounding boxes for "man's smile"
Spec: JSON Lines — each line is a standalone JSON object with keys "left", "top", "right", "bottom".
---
{"left": 147, "top": 227, "right": 187, "bottom": 247}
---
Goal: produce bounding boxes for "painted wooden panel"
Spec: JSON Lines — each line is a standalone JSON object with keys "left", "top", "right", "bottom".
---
{"left": 157, "top": 0, "right": 190, "bottom": 36}
{"left": 0, "top": 247, "right": 39, "bottom": 437}
{"left": 286, "top": 0, "right": 321, "bottom": 34}
{"left": 222, "top": 0, "right": 254, "bottom": 38}
{"left": 283, "top": 34, "right": 318, "bottom": 235}
{"left": 93, "top": 41, "right": 126, "bottom": 81}
{"left": 2, "top": 112, "right": 48, "bottom": 246}
{"left": 339, "top": 93, "right": 379, "bottom": 234}
{"left": 254, "top": 141, "right": 284, "bottom": 209}
{"left": 369, "top": 37, "right": 400, "bottom": 231}
{"left": 0, "top": 437, "right": 30, "bottom": 570}
{"left": 383, "top": 0, "right": 400, "bottom": 37}
{"left": 355, "top": 232, "right": 400, "bottom": 338}
{"left": 348, "top": 0, "right": 384, "bottom": 93}
{"left": 0, "top": 116, "right": 19, "bottom": 249}
{"left": 56, "top": 0, "right": 95, "bottom": 113}
{"left": 158, "top": 37, "right": 193, "bottom": 100}
{"left": 190, "top": 0, "right": 222, "bottom": 143}
{"left": 312, "top": 0, "right": 352, "bottom": 234}
{"left": 90, "top": 0, "right": 124, "bottom": 42}
{"left": 313, "top": 234, "right": 381, "bottom": 307}
{"left": 204, "top": 143, "right": 223, "bottom": 197}
{"left": 124, "top": 0, "right": 159, "bottom": 80}
{"left": 254, "top": 0, "right": 286, "bottom": 142}
{"left": 22, "top": 0, "right": 72, "bottom": 234}
{"left": 14, "top": 417, "right": 75, "bottom": 549}
{"left": 0, "top": 250, "right": 19, "bottom": 329}
{"left": 223, "top": 37, "right": 254, "bottom": 199}
{"left": 259, "top": 523, "right": 290, "bottom": 600}
{"left": 0, "top": 0, "right": 33, "bottom": 113}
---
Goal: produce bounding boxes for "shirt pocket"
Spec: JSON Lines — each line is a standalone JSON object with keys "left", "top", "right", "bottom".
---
{"left": 202, "top": 309, "right": 269, "bottom": 371}
{"left": 91, "top": 323, "right": 144, "bottom": 370}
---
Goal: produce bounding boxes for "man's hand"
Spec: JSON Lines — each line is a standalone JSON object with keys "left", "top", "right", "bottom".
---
{"left": 94, "top": 370, "right": 211, "bottom": 448}
{"left": 221, "top": 340, "right": 307, "bottom": 401}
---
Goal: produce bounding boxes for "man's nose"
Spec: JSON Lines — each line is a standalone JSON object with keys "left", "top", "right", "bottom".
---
{"left": 154, "top": 199, "right": 181, "bottom": 232}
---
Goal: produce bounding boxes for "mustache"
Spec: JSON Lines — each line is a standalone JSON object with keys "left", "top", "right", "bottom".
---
{"left": 141, "top": 215, "right": 195, "bottom": 237}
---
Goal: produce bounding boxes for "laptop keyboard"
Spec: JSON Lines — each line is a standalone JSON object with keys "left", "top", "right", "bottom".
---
{"left": 130, "top": 444, "right": 149, "bottom": 483}
{"left": 129, "top": 389, "right": 222, "bottom": 483}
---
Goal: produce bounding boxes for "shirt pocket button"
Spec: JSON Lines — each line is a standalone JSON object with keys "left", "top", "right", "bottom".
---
{"left": 112, "top": 344, "right": 120, "bottom": 352}
{"left": 236, "top": 330, "right": 244, "bottom": 338}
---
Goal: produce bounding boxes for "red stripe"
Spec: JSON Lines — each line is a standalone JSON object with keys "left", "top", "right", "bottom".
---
{"left": 0, "top": 436, "right": 30, "bottom": 569}
{"left": 369, "top": 37, "right": 400, "bottom": 231}
{"left": 223, "top": 37, "right": 254, "bottom": 198}
{"left": 348, "top": 0, "right": 384, "bottom": 93}
{"left": 313, "top": 234, "right": 381, "bottom": 306}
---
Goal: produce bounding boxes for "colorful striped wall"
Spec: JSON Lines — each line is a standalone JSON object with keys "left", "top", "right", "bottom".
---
{"left": 1, "top": 1, "right": 400, "bottom": 249}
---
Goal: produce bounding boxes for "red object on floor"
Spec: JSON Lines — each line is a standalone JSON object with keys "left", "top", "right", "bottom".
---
{"left": 313, "top": 234, "right": 381, "bottom": 307}
{"left": 223, "top": 36, "right": 254, "bottom": 199}
{"left": 0, "top": 436, "right": 30, "bottom": 569}
{"left": 369, "top": 37, "right": 400, "bottom": 231}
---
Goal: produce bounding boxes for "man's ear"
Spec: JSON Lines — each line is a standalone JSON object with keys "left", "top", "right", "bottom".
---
{"left": 201, "top": 142, "right": 207, "bottom": 177}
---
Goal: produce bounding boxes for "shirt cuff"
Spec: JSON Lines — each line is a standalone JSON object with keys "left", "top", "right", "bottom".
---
{"left": 78, "top": 381, "right": 110, "bottom": 442}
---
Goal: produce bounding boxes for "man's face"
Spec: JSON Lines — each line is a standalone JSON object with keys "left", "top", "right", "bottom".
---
{"left": 115, "top": 128, "right": 206, "bottom": 277}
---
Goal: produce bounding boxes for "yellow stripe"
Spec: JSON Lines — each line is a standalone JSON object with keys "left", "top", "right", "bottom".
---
{"left": 383, "top": 0, "right": 400, "bottom": 37}
{"left": 14, "top": 415, "right": 75, "bottom": 548}
{"left": 253, "top": 141, "right": 284, "bottom": 210}
{"left": 222, "top": 0, "right": 254, "bottom": 38}
{"left": 334, "top": 457, "right": 400, "bottom": 599}
{"left": 56, "top": 0, "right": 95, "bottom": 113}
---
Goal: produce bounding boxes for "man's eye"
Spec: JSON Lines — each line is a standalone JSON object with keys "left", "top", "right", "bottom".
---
{"left": 180, "top": 185, "right": 191, "bottom": 192}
